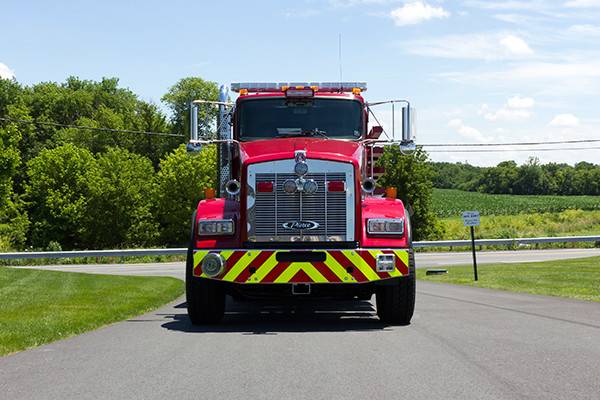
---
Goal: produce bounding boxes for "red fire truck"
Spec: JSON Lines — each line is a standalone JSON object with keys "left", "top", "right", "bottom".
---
{"left": 186, "top": 82, "right": 416, "bottom": 324}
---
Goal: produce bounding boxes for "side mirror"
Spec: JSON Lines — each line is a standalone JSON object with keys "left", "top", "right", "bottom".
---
{"left": 186, "top": 142, "right": 202, "bottom": 157}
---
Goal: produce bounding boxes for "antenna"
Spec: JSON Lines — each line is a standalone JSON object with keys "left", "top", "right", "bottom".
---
{"left": 338, "top": 33, "right": 343, "bottom": 84}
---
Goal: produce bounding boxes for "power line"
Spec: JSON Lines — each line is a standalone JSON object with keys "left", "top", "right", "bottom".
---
{"left": 427, "top": 146, "right": 600, "bottom": 153}
{"left": 0, "top": 117, "right": 184, "bottom": 138}
{"left": 421, "top": 138, "right": 600, "bottom": 147}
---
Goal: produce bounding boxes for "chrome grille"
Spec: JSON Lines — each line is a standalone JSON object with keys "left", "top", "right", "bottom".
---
{"left": 251, "top": 171, "right": 350, "bottom": 242}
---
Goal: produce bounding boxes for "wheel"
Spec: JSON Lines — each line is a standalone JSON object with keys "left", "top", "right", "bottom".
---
{"left": 376, "top": 250, "right": 416, "bottom": 325}
{"left": 186, "top": 211, "right": 226, "bottom": 324}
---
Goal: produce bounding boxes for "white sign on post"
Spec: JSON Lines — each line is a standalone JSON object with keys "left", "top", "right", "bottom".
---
{"left": 462, "top": 211, "right": 480, "bottom": 227}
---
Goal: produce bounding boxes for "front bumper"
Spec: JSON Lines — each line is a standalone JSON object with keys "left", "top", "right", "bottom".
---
{"left": 192, "top": 249, "right": 410, "bottom": 284}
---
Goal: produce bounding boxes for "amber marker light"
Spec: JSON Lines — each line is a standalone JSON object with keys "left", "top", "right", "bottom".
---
{"left": 385, "top": 187, "right": 398, "bottom": 198}
{"left": 352, "top": 88, "right": 361, "bottom": 94}
{"left": 204, "top": 188, "right": 215, "bottom": 199}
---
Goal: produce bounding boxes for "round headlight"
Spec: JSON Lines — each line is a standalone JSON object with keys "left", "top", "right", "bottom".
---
{"left": 294, "top": 161, "right": 308, "bottom": 177}
{"left": 303, "top": 179, "right": 318, "bottom": 194}
{"left": 282, "top": 179, "right": 297, "bottom": 194}
{"left": 201, "top": 253, "right": 226, "bottom": 278}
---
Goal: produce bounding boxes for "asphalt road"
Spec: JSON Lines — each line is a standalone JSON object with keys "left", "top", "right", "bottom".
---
{"left": 2, "top": 249, "right": 600, "bottom": 399}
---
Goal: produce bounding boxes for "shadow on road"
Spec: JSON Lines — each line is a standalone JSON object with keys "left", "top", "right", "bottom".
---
{"left": 161, "top": 297, "right": 400, "bottom": 334}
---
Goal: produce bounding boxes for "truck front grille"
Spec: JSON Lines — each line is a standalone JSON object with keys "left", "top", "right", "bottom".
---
{"left": 248, "top": 161, "right": 354, "bottom": 243}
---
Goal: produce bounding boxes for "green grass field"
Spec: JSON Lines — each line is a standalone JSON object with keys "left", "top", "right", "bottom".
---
{"left": 0, "top": 267, "right": 184, "bottom": 356}
{"left": 417, "top": 256, "right": 600, "bottom": 302}
{"left": 432, "top": 188, "right": 600, "bottom": 217}
{"left": 432, "top": 189, "right": 600, "bottom": 243}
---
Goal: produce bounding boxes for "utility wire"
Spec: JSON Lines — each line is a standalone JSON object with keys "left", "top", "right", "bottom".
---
{"left": 421, "top": 138, "right": 600, "bottom": 147}
{"left": 427, "top": 146, "right": 600, "bottom": 153}
{"left": 0, "top": 117, "right": 184, "bottom": 138}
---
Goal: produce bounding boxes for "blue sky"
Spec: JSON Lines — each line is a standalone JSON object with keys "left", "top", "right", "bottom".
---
{"left": 2, "top": 0, "right": 600, "bottom": 166}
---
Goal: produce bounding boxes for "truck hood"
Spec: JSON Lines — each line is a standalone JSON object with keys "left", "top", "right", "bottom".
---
{"left": 239, "top": 138, "right": 362, "bottom": 166}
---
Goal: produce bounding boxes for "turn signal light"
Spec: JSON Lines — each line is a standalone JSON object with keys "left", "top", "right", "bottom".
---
{"left": 385, "top": 187, "right": 397, "bottom": 198}
{"left": 204, "top": 188, "right": 215, "bottom": 199}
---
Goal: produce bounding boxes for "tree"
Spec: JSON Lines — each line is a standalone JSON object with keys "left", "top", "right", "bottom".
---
{"left": 24, "top": 144, "right": 94, "bottom": 249}
{"left": 476, "top": 161, "right": 518, "bottom": 194}
{"left": 83, "top": 148, "right": 158, "bottom": 248}
{"left": 0, "top": 123, "right": 21, "bottom": 212}
{"left": 153, "top": 144, "right": 217, "bottom": 246}
{"left": 377, "top": 146, "right": 442, "bottom": 241}
{"left": 161, "top": 77, "right": 220, "bottom": 136}
{"left": 514, "top": 157, "right": 556, "bottom": 195}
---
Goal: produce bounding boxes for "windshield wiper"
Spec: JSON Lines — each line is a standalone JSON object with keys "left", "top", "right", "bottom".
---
{"left": 276, "top": 129, "right": 329, "bottom": 139}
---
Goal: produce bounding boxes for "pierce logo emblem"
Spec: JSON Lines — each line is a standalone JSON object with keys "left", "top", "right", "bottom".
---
{"left": 282, "top": 220, "right": 319, "bottom": 230}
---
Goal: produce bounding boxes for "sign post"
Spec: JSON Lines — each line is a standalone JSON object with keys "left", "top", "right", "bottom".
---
{"left": 462, "top": 211, "right": 480, "bottom": 281}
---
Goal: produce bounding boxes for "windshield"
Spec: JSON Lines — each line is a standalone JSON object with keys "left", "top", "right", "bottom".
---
{"left": 237, "top": 97, "right": 364, "bottom": 141}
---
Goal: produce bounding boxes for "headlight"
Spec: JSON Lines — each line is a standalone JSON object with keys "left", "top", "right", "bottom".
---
{"left": 367, "top": 219, "right": 404, "bottom": 235}
{"left": 197, "top": 219, "right": 235, "bottom": 236}
{"left": 201, "top": 253, "right": 226, "bottom": 277}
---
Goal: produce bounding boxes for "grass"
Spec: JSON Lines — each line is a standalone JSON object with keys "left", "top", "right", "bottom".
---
{"left": 0, "top": 267, "right": 184, "bottom": 356}
{"left": 432, "top": 188, "right": 600, "bottom": 217}
{"left": 431, "top": 189, "right": 600, "bottom": 247}
{"left": 417, "top": 256, "right": 600, "bottom": 302}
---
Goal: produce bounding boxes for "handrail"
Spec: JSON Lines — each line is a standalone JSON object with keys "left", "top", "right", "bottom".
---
{"left": 1, "top": 235, "right": 599, "bottom": 261}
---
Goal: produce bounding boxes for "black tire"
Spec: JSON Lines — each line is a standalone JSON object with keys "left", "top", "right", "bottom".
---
{"left": 376, "top": 250, "right": 416, "bottom": 325}
{"left": 186, "top": 211, "right": 226, "bottom": 325}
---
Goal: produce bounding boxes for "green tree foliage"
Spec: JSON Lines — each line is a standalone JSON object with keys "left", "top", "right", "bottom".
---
{"left": 433, "top": 159, "right": 600, "bottom": 196}
{"left": 432, "top": 162, "right": 482, "bottom": 191}
{"left": 24, "top": 144, "right": 95, "bottom": 249}
{"left": 154, "top": 144, "right": 217, "bottom": 246}
{"left": 83, "top": 148, "right": 158, "bottom": 248}
{"left": 0, "top": 124, "right": 21, "bottom": 211}
{"left": 377, "top": 147, "right": 443, "bottom": 241}
{"left": 16, "top": 76, "right": 178, "bottom": 168}
{"left": 161, "top": 77, "right": 220, "bottom": 136}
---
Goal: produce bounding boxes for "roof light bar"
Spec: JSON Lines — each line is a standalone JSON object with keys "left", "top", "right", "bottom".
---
{"left": 231, "top": 82, "right": 367, "bottom": 93}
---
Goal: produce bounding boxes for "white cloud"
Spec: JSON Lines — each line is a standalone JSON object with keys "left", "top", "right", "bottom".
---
{"left": 0, "top": 62, "right": 15, "bottom": 80}
{"left": 565, "top": 0, "right": 600, "bottom": 7}
{"left": 500, "top": 35, "right": 533, "bottom": 55}
{"left": 485, "top": 108, "right": 532, "bottom": 121}
{"left": 507, "top": 95, "right": 534, "bottom": 108}
{"left": 390, "top": 1, "right": 450, "bottom": 26}
{"left": 403, "top": 32, "right": 533, "bottom": 60}
{"left": 447, "top": 119, "right": 494, "bottom": 142}
{"left": 484, "top": 95, "right": 534, "bottom": 122}
{"left": 437, "top": 60, "right": 600, "bottom": 95}
{"left": 548, "top": 114, "right": 580, "bottom": 127}
{"left": 567, "top": 24, "right": 600, "bottom": 35}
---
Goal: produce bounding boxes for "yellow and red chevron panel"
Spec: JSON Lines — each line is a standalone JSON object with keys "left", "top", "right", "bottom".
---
{"left": 193, "top": 249, "right": 409, "bottom": 283}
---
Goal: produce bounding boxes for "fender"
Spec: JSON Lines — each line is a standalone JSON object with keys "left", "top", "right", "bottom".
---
{"left": 360, "top": 196, "right": 410, "bottom": 248}
{"left": 194, "top": 198, "right": 241, "bottom": 249}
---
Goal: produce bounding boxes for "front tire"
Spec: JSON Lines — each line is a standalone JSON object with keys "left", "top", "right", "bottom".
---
{"left": 186, "top": 211, "right": 226, "bottom": 325}
{"left": 376, "top": 250, "right": 416, "bottom": 325}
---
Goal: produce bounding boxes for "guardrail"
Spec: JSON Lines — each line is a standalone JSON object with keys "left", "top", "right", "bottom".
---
{"left": 1, "top": 236, "right": 599, "bottom": 263}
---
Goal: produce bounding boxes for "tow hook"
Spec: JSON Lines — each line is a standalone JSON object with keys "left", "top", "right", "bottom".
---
{"left": 292, "top": 283, "right": 311, "bottom": 295}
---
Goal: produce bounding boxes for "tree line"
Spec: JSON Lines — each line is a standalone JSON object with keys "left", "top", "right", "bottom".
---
{"left": 0, "top": 76, "right": 218, "bottom": 252}
{"left": 433, "top": 158, "right": 600, "bottom": 196}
